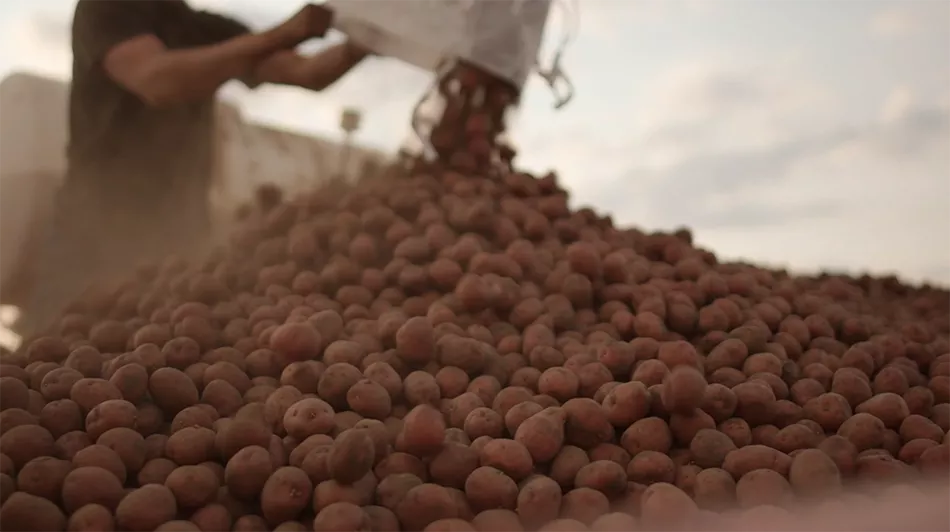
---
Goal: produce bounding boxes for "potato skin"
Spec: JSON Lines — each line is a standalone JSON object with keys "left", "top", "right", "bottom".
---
{"left": 516, "top": 475, "right": 561, "bottom": 528}
{"left": 788, "top": 448, "right": 842, "bottom": 497}
{"left": 401, "top": 405, "right": 446, "bottom": 456}
{"left": 115, "top": 484, "right": 178, "bottom": 532}
{"left": 327, "top": 429, "right": 375, "bottom": 484}
{"left": 464, "top": 466, "right": 518, "bottom": 512}
{"left": 396, "top": 483, "right": 458, "bottom": 531}
{"left": 722, "top": 445, "right": 792, "bottom": 479}
{"left": 312, "top": 502, "right": 370, "bottom": 532}
{"left": 261, "top": 467, "right": 314, "bottom": 526}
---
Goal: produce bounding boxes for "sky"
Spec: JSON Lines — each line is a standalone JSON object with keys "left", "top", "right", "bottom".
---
{"left": 0, "top": 0, "right": 948, "bottom": 286}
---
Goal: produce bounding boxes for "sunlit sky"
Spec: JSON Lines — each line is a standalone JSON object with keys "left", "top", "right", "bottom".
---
{"left": 0, "top": 0, "right": 948, "bottom": 285}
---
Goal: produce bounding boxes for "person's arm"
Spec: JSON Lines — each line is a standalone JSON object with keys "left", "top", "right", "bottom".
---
{"left": 72, "top": 0, "right": 329, "bottom": 107}
{"left": 182, "top": 7, "right": 369, "bottom": 92}
{"left": 251, "top": 40, "right": 370, "bottom": 92}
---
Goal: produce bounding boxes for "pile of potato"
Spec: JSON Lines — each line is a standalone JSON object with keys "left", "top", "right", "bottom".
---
{"left": 1, "top": 166, "right": 948, "bottom": 531}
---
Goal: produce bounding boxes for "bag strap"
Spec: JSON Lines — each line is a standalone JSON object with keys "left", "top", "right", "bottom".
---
{"left": 535, "top": 0, "right": 578, "bottom": 109}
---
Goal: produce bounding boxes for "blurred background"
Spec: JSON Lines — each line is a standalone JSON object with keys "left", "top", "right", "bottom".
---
{"left": 0, "top": 0, "right": 948, "bottom": 288}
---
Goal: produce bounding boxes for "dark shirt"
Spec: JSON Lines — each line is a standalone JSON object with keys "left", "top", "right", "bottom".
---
{"left": 67, "top": 0, "right": 248, "bottom": 217}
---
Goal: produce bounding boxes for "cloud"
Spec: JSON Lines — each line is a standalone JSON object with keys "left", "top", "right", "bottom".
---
{"left": 579, "top": 63, "right": 950, "bottom": 285}
{"left": 867, "top": 3, "right": 948, "bottom": 40}
{"left": 868, "top": 6, "right": 919, "bottom": 38}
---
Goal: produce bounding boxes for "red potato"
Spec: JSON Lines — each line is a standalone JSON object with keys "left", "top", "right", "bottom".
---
{"left": 401, "top": 405, "right": 446, "bottom": 456}
{"left": 516, "top": 475, "right": 561, "bottom": 528}
{"left": 661, "top": 366, "right": 707, "bottom": 414}
{"left": 639, "top": 482, "right": 698, "bottom": 529}
{"left": 327, "top": 429, "right": 375, "bottom": 484}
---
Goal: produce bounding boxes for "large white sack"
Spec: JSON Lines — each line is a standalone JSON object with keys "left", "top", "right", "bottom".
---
{"left": 326, "top": 0, "right": 553, "bottom": 90}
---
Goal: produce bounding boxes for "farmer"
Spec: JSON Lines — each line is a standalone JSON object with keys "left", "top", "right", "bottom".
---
{"left": 19, "top": 0, "right": 370, "bottom": 336}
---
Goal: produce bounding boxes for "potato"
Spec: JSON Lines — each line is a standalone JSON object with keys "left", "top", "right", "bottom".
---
{"left": 116, "top": 485, "right": 177, "bottom": 532}
{"left": 375, "top": 452, "right": 428, "bottom": 480}
{"left": 260, "top": 467, "right": 313, "bottom": 526}
{"left": 312, "top": 474, "right": 376, "bottom": 511}
{"left": 108, "top": 363, "right": 149, "bottom": 403}
{"left": 138, "top": 457, "right": 177, "bottom": 486}
{"left": 430, "top": 443, "right": 479, "bottom": 489}
{"left": 224, "top": 445, "right": 275, "bottom": 500}
{"left": 269, "top": 323, "right": 322, "bottom": 361}
{"left": 837, "top": 412, "right": 886, "bottom": 451}
{"left": 311, "top": 502, "right": 369, "bottom": 532}
{"left": 899, "top": 414, "right": 944, "bottom": 443}
{"left": 503, "top": 402, "right": 543, "bottom": 435}
{"left": 602, "top": 381, "right": 650, "bottom": 427}
{"left": 855, "top": 392, "right": 910, "bottom": 429}
{"left": 689, "top": 428, "right": 737, "bottom": 468}
{"left": 165, "top": 465, "right": 219, "bottom": 508}
{"left": 661, "top": 365, "right": 707, "bottom": 414}
{"left": 97, "top": 426, "right": 145, "bottom": 473}
{"left": 626, "top": 450, "right": 675, "bottom": 485}
{"left": 620, "top": 417, "right": 672, "bottom": 456}
{"left": 732, "top": 380, "right": 776, "bottom": 426}
{"left": 514, "top": 408, "right": 565, "bottom": 464}
{"left": 403, "top": 371, "right": 442, "bottom": 407}
{"left": 346, "top": 379, "right": 392, "bottom": 420}
{"left": 536, "top": 367, "right": 578, "bottom": 403}
{"left": 722, "top": 445, "right": 791, "bottom": 480}
{"left": 66, "top": 503, "right": 115, "bottom": 531}
{"left": 155, "top": 520, "right": 202, "bottom": 532}
{"left": 328, "top": 429, "right": 375, "bottom": 484}
{"left": 701, "top": 383, "right": 737, "bottom": 423}
{"left": 216, "top": 420, "right": 273, "bottom": 461}
{"left": 15, "top": 456, "right": 72, "bottom": 502}
{"left": 771, "top": 423, "right": 819, "bottom": 454}
{"left": 396, "top": 317, "right": 436, "bottom": 366}
{"left": 516, "top": 475, "right": 561, "bottom": 528}
{"left": 148, "top": 369, "right": 199, "bottom": 415}
{"left": 396, "top": 483, "right": 458, "bottom": 531}
{"left": 61, "top": 466, "right": 125, "bottom": 512}
{"left": 815, "top": 435, "right": 857, "bottom": 477}
{"left": 401, "top": 405, "right": 446, "bottom": 456}
{"left": 166, "top": 426, "right": 216, "bottom": 465}
{"left": 548, "top": 445, "right": 589, "bottom": 489}
{"left": 639, "top": 482, "right": 698, "bottom": 529}
{"left": 787, "top": 447, "right": 842, "bottom": 498}
{"left": 39, "top": 399, "right": 84, "bottom": 438}
{"left": 574, "top": 460, "right": 626, "bottom": 497}
{"left": 41, "top": 368, "right": 84, "bottom": 402}
{"left": 464, "top": 466, "right": 518, "bottom": 511}
{"left": 562, "top": 398, "right": 612, "bottom": 449}
{"left": 735, "top": 468, "right": 793, "bottom": 508}
{"left": 917, "top": 443, "right": 950, "bottom": 476}
{"left": 559, "top": 487, "right": 609, "bottom": 525}
{"left": 464, "top": 407, "right": 504, "bottom": 439}
{"left": 0, "top": 424, "right": 54, "bottom": 469}
{"left": 692, "top": 467, "right": 737, "bottom": 510}
{"left": 0, "top": 408, "right": 37, "bottom": 433}
{"left": 478, "top": 439, "right": 533, "bottom": 480}
{"left": 0, "top": 492, "right": 67, "bottom": 532}
{"left": 364, "top": 505, "right": 399, "bottom": 532}
{"left": 73, "top": 444, "right": 126, "bottom": 483}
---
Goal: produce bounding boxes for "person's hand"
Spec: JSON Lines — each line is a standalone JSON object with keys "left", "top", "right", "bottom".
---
{"left": 272, "top": 4, "right": 334, "bottom": 48}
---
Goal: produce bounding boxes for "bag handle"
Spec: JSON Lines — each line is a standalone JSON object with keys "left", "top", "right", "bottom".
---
{"left": 410, "top": 58, "right": 457, "bottom": 160}
{"left": 535, "top": 0, "right": 578, "bottom": 109}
